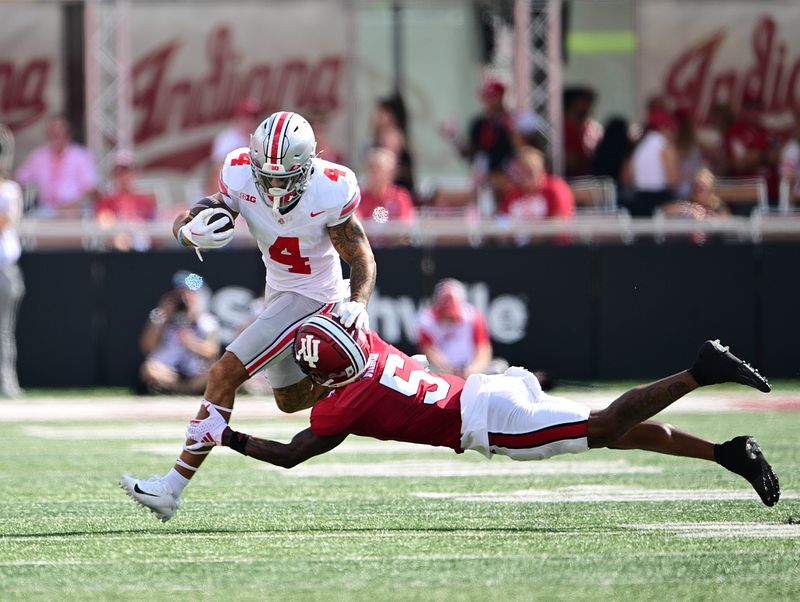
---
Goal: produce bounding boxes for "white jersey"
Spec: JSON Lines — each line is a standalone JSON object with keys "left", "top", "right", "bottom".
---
{"left": 218, "top": 150, "right": 360, "bottom": 303}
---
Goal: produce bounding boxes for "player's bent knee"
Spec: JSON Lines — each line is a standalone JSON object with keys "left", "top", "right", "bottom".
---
{"left": 207, "top": 352, "right": 249, "bottom": 388}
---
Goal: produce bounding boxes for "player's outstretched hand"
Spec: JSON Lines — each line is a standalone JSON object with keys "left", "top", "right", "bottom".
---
{"left": 337, "top": 301, "right": 370, "bottom": 331}
{"left": 185, "top": 402, "right": 229, "bottom": 450}
{"left": 179, "top": 207, "right": 235, "bottom": 249}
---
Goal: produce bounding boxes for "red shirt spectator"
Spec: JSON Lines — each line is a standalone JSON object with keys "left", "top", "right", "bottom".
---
{"left": 357, "top": 147, "right": 414, "bottom": 246}
{"left": 96, "top": 158, "right": 156, "bottom": 222}
{"left": 357, "top": 147, "right": 415, "bottom": 223}
{"left": 416, "top": 279, "right": 492, "bottom": 379}
{"left": 500, "top": 147, "right": 575, "bottom": 218}
{"left": 359, "top": 184, "right": 415, "bottom": 223}
{"left": 96, "top": 190, "right": 156, "bottom": 222}
{"left": 96, "top": 155, "right": 157, "bottom": 251}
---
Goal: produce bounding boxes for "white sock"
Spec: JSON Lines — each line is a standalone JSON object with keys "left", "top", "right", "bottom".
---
{"left": 164, "top": 468, "right": 190, "bottom": 496}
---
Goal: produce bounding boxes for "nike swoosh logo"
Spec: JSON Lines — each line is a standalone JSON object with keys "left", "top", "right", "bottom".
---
{"left": 310, "top": 210, "right": 325, "bottom": 217}
{"left": 134, "top": 483, "right": 158, "bottom": 497}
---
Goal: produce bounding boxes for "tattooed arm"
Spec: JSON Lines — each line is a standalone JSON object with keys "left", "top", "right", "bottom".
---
{"left": 273, "top": 377, "right": 332, "bottom": 414}
{"left": 328, "top": 215, "right": 376, "bottom": 305}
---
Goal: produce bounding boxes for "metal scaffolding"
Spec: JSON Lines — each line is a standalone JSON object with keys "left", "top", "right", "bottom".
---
{"left": 481, "top": 0, "right": 563, "bottom": 173}
{"left": 516, "top": 0, "right": 563, "bottom": 174}
{"left": 84, "top": 0, "right": 132, "bottom": 185}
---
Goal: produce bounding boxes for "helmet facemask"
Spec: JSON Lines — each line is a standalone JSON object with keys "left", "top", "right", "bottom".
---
{"left": 249, "top": 111, "right": 317, "bottom": 215}
{"left": 251, "top": 158, "right": 313, "bottom": 214}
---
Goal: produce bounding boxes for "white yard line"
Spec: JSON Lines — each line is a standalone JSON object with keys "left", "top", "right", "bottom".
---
{"left": 3, "top": 390, "right": 796, "bottom": 423}
{"left": 0, "top": 397, "right": 308, "bottom": 423}
{"left": 259, "top": 459, "right": 662, "bottom": 477}
{"left": 624, "top": 522, "right": 800, "bottom": 538}
{"left": 415, "top": 485, "right": 800, "bottom": 503}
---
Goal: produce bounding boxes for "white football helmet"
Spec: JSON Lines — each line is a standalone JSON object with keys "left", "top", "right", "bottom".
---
{"left": 249, "top": 111, "right": 316, "bottom": 214}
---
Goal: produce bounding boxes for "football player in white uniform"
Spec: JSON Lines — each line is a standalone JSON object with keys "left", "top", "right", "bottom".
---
{"left": 120, "top": 111, "right": 376, "bottom": 521}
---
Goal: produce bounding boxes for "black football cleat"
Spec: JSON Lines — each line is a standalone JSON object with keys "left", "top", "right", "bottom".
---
{"left": 689, "top": 339, "right": 771, "bottom": 392}
{"left": 715, "top": 436, "right": 780, "bottom": 507}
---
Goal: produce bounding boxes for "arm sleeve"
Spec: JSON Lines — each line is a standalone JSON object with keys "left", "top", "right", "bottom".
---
{"left": 309, "top": 395, "right": 354, "bottom": 437}
{"left": 417, "top": 327, "right": 434, "bottom": 349}
{"left": 472, "top": 313, "right": 491, "bottom": 345}
{"left": 218, "top": 157, "right": 241, "bottom": 212}
{"left": 326, "top": 168, "right": 361, "bottom": 227}
{"left": 549, "top": 177, "right": 576, "bottom": 217}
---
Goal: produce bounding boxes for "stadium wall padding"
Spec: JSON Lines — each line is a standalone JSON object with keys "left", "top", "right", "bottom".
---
{"left": 16, "top": 243, "right": 800, "bottom": 388}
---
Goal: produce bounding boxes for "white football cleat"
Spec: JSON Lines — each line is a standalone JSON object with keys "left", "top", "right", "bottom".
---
{"left": 119, "top": 474, "right": 180, "bottom": 522}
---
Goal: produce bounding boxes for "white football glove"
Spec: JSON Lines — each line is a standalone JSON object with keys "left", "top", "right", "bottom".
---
{"left": 504, "top": 366, "right": 543, "bottom": 399}
{"left": 185, "top": 402, "right": 228, "bottom": 450}
{"left": 337, "top": 300, "right": 370, "bottom": 331}
{"left": 179, "top": 207, "right": 235, "bottom": 249}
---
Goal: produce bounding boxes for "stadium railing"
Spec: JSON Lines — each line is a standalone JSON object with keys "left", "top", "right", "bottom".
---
{"left": 567, "top": 175, "right": 619, "bottom": 214}
{"left": 713, "top": 175, "right": 769, "bottom": 215}
{"left": 17, "top": 212, "right": 800, "bottom": 250}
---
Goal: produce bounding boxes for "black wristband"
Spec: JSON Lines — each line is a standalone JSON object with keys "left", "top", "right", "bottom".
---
{"left": 226, "top": 428, "right": 250, "bottom": 455}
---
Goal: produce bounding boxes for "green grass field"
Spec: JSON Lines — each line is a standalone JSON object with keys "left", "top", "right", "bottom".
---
{"left": 1, "top": 388, "right": 799, "bottom": 601}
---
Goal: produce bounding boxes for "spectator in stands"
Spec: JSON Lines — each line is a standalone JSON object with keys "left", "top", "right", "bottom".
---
{"left": 14, "top": 115, "right": 98, "bottom": 218}
{"left": 500, "top": 146, "right": 575, "bottom": 219}
{"left": 660, "top": 168, "right": 730, "bottom": 220}
{"left": 95, "top": 152, "right": 157, "bottom": 251}
{"left": 357, "top": 147, "right": 415, "bottom": 245}
{"left": 498, "top": 147, "right": 574, "bottom": 245}
{"left": 724, "top": 91, "right": 780, "bottom": 203}
{"left": 416, "top": 279, "right": 501, "bottom": 379}
{"left": 0, "top": 126, "right": 24, "bottom": 398}
{"left": 627, "top": 107, "right": 680, "bottom": 216}
{"left": 205, "top": 98, "right": 260, "bottom": 194}
{"left": 563, "top": 86, "right": 602, "bottom": 178}
{"left": 370, "top": 94, "right": 416, "bottom": 197}
{"left": 439, "top": 77, "right": 515, "bottom": 208}
{"left": 591, "top": 115, "right": 634, "bottom": 191}
{"left": 674, "top": 107, "right": 706, "bottom": 200}
{"left": 139, "top": 271, "right": 220, "bottom": 395}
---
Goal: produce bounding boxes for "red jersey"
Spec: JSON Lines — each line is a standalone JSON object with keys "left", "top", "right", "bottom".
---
{"left": 310, "top": 332, "right": 466, "bottom": 452}
{"left": 499, "top": 175, "right": 575, "bottom": 219}
{"left": 357, "top": 184, "right": 416, "bottom": 223}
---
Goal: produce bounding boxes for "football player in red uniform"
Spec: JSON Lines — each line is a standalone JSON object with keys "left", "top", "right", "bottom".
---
{"left": 187, "top": 314, "right": 780, "bottom": 508}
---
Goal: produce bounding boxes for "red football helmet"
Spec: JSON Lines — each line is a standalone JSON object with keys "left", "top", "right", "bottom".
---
{"left": 293, "top": 314, "right": 370, "bottom": 388}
